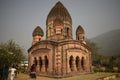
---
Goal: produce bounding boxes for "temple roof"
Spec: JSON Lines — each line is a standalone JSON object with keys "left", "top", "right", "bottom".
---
{"left": 32, "top": 26, "right": 44, "bottom": 37}
{"left": 53, "top": 17, "right": 63, "bottom": 26}
{"left": 46, "top": 1, "right": 72, "bottom": 24}
{"left": 76, "top": 25, "right": 85, "bottom": 34}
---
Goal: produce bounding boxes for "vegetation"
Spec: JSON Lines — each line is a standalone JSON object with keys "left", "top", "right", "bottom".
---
{"left": 0, "top": 40, "right": 26, "bottom": 68}
{"left": 86, "top": 39, "right": 101, "bottom": 65}
{"left": 86, "top": 39, "right": 120, "bottom": 72}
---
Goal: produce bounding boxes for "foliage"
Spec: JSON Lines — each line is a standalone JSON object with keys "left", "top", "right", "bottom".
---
{"left": 0, "top": 40, "right": 26, "bottom": 68}
{"left": 86, "top": 39, "right": 120, "bottom": 71}
{"left": 86, "top": 39, "right": 101, "bottom": 65}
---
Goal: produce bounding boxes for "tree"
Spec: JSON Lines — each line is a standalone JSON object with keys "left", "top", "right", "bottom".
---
{"left": 0, "top": 40, "right": 26, "bottom": 68}
{"left": 109, "top": 55, "right": 120, "bottom": 68}
{"left": 86, "top": 39, "right": 120, "bottom": 71}
{"left": 86, "top": 39, "right": 101, "bottom": 66}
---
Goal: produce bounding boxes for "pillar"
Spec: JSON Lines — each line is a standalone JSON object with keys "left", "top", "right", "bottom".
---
{"left": 41, "top": 59, "right": 46, "bottom": 73}
{"left": 71, "top": 58, "right": 77, "bottom": 72}
{"left": 67, "top": 58, "right": 71, "bottom": 73}
{"left": 36, "top": 57, "right": 40, "bottom": 73}
{"left": 77, "top": 59, "right": 82, "bottom": 72}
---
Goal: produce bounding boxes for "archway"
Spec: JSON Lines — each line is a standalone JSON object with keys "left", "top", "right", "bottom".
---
{"left": 69, "top": 55, "right": 74, "bottom": 71}
{"left": 44, "top": 56, "right": 48, "bottom": 72}
{"left": 67, "top": 28, "right": 69, "bottom": 36}
{"left": 34, "top": 57, "right": 37, "bottom": 66}
{"left": 39, "top": 57, "right": 42, "bottom": 72}
{"left": 81, "top": 57, "right": 85, "bottom": 70}
{"left": 76, "top": 56, "right": 80, "bottom": 71}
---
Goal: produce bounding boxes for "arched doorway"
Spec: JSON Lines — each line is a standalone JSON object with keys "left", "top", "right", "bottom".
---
{"left": 76, "top": 56, "right": 80, "bottom": 71}
{"left": 39, "top": 57, "right": 42, "bottom": 72}
{"left": 69, "top": 55, "right": 74, "bottom": 71}
{"left": 81, "top": 57, "right": 85, "bottom": 70}
{"left": 34, "top": 57, "right": 37, "bottom": 66}
{"left": 44, "top": 56, "right": 48, "bottom": 72}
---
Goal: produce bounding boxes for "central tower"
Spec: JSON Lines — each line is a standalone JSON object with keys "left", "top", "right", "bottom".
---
{"left": 46, "top": 1, "right": 72, "bottom": 41}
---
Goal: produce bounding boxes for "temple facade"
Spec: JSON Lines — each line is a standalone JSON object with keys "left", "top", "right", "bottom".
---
{"left": 28, "top": 1, "right": 92, "bottom": 76}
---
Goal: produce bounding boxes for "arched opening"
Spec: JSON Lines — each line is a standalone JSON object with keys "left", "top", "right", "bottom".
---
{"left": 54, "top": 29, "right": 56, "bottom": 34}
{"left": 76, "top": 56, "right": 80, "bottom": 71}
{"left": 81, "top": 57, "right": 85, "bottom": 70}
{"left": 34, "top": 57, "right": 37, "bottom": 66}
{"left": 67, "top": 28, "right": 69, "bottom": 36}
{"left": 78, "top": 37, "right": 79, "bottom": 40}
{"left": 44, "top": 56, "right": 48, "bottom": 72}
{"left": 83, "top": 36, "right": 85, "bottom": 40}
{"left": 39, "top": 38, "right": 41, "bottom": 41}
{"left": 69, "top": 55, "right": 74, "bottom": 71}
{"left": 39, "top": 57, "right": 42, "bottom": 72}
{"left": 61, "top": 29, "right": 63, "bottom": 34}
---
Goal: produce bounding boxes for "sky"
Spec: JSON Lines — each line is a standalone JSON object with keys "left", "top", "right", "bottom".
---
{"left": 0, "top": 0, "right": 120, "bottom": 52}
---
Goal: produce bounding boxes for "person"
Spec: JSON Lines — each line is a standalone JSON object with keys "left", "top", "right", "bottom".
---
{"left": 30, "top": 64, "right": 36, "bottom": 79}
{"left": 9, "top": 65, "right": 16, "bottom": 80}
{"left": 2, "top": 65, "right": 9, "bottom": 80}
{"left": 0, "top": 67, "right": 3, "bottom": 80}
{"left": 15, "top": 65, "right": 19, "bottom": 77}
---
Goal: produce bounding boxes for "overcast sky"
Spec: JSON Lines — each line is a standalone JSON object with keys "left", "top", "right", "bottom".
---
{"left": 0, "top": 0, "right": 120, "bottom": 51}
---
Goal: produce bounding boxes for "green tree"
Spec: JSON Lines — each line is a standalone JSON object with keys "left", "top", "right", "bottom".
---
{"left": 0, "top": 40, "right": 26, "bottom": 68}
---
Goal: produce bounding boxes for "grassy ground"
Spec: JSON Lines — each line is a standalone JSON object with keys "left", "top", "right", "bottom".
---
{"left": 14, "top": 72, "right": 119, "bottom": 80}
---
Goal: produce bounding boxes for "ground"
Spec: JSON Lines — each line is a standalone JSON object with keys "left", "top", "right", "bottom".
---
{"left": 12, "top": 72, "right": 119, "bottom": 80}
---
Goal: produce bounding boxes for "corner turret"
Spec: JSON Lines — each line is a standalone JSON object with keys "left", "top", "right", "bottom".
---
{"left": 32, "top": 26, "right": 44, "bottom": 45}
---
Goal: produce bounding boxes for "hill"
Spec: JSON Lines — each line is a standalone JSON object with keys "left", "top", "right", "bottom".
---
{"left": 91, "top": 29, "right": 120, "bottom": 56}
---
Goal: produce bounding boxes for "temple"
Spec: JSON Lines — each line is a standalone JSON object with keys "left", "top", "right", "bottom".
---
{"left": 28, "top": 1, "right": 92, "bottom": 76}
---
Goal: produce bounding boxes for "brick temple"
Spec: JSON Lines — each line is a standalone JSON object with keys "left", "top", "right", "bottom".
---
{"left": 28, "top": 1, "right": 92, "bottom": 76}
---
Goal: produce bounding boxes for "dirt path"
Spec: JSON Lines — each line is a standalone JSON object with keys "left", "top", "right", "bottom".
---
{"left": 15, "top": 72, "right": 119, "bottom": 80}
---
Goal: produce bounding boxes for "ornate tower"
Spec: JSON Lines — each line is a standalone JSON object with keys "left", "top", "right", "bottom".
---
{"left": 76, "top": 25, "right": 86, "bottom": 44}
{"left": 46, "top": 1, "right": 72, "bottom": 41}
{"left": 32, "top": 26, "right": 44, "bottom": 45}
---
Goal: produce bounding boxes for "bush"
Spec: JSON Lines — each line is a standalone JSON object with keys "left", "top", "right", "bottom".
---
{"left": 113, "top": 67, "right": 118, "bottom": 72}
{"left": 105, "top": 68, "right": 113, "bottom": 72}
{"left": 100, "top": 67, "right": 106, "bottom": 72}
{"left": 93, "top": 67, "right": 100, "bottom": 72}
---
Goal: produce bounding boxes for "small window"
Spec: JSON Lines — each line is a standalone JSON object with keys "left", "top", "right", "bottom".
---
{"left": 54, "top": 29, "right": 56, "bottom": 34}
{"left": 61, "top": 29, "right": 62, "bottom": 33}
{"left": 67, "top": 28, "right": 69, "bottom": 36}
{"left": 39, "top": 38, "right": 41, "bottom": 41}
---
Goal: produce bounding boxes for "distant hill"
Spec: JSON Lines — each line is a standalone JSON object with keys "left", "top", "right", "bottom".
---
{"left": 90, "top": 29, "right": 120, "bottom": 56}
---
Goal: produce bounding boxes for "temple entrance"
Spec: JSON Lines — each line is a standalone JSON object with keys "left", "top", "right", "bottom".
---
{"left": 76, "top": 56, "right": 80, "bottom": 71}
{"left": 81, "top": 57, "right": 85, "bottom": 70}
{"left": 44, "top": 56, "right": 48, "bottom": 72}
{"left": 69, "top": 55, "right": 74, "bottom": 72}
{"left": 34, "top": 57, "right": 37, "bottom": 66}
{"left": 39, "top": 57, "right": 42, "bottom": 72}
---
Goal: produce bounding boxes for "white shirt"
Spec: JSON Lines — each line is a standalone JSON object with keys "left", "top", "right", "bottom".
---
{"left": 10, "top": 68, "right": 16, "bottom": 74}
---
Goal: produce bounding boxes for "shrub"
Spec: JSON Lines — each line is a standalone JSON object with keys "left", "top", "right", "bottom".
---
{"left": 100, "top": 67, "right": 106, "bottom": 72}
{"left": 113, "top": 67, "right": 118, "bottom": 72}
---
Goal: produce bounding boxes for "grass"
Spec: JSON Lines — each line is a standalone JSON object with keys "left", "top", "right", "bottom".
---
{"left": 15, "top": 72, "right": 119, "bottom": 80}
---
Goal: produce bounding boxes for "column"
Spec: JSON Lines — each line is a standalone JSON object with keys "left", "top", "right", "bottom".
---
{"left": 84, "top": 60, "right": 90, "bottom": 72}
{"left": 78, "top": 59, "right": 83, "bottom": 72}
{"left": 67, "top": 58, "right": 71, "bottom": 73}
{"left": 41, "top": 59, "right": 46, "bottom": 73}
{"left": 36, "top": 57, "right": 40, "bottom": 73}
{"left": 71, "top": 58, "right": 77, "bottom": 72}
